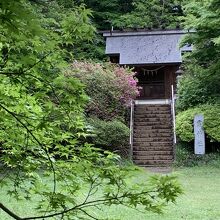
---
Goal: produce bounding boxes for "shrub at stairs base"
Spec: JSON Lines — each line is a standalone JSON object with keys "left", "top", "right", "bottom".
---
{"left": 176, "top": 104, "right": 220, "bottom": 142}
{"left": 87, "top": 117, "right": 130, "bottom": 151}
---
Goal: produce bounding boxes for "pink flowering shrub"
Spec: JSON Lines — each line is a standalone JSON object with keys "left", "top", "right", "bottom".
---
{"left": 66, "top": 61, "right": 140, "bottom": 120}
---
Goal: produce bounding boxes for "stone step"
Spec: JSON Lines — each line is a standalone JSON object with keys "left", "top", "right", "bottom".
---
{"left": 135, "top": 108, "right": 171, "bottom": 112}
{"left": 135, "top": 104, "right": 170, "bottom": 109}
{"left": 135, "top": 112, "right": 171, "bottom": 116}
{"left": 134, "top": 114, "right": 171, "bottom": 118}
{"left": 133, "top": 155, "right": 173, "bottom": 160}
{"left": 133, "top": 143, "right": 173, "bottom": 151}
{"left": 134, "top": 121, "right": 171, "bottom": 129}
{"left": 134, "top": 125, "right": 172, "bottom": 129}
{"left": 134, "top": 105, "right": 171, "bottom": 109}
{"left": 133, "top": 151, "right": 173, "bottom": 156}
{"left": 134, "top": 118, "right": 171, "bottom": 123}
{"left": 133, "top": 141, "right": 172, "bottom": 146}
{"left": 135, "top": 111, "right": 171, "bottom": 115}
{"left": 133, "top": 125, "right": 172, "bottom": 129}
{"left": 133, "top": 137, "right": 173, "bottom": 142}
{"left": 133, "top": 147, "right": 173, "bottom": 152}
{"left": 134, "top": 128, "right": 172, "bottom": 132}
{"left": 133, "top": 133, "right": 172, "bottom": 138}
{"left": 133, "top": 160, "right": 173, "bottom": 166}
{"left": 133, "top": 126, "right": 173, "bottom": 135}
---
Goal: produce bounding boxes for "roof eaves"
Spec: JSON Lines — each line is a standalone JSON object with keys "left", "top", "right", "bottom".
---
{"left": 101, "top": 28, "right": 195, "bottom": 37}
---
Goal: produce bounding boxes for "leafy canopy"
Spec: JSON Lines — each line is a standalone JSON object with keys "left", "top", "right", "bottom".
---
{"left": 176, "top": 0, "right": 220, "bottom": 144}
{"left": 113, "top": 0, "right": 184, "bottom": 29}
{"left": 177, "top": 0, "right": 220, "bottom": 111}
{"left": 80, "top": 0, "right": 184, "bottom": 30}
{"left": 0, "top": 1, "right": 182, "bottom": 219}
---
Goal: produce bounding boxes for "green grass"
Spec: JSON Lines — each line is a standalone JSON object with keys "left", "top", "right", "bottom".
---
{"left": 93, "top": 166, "right": 220, "bottom": 220}
{"left": 1, "top": 165, "right": 220, "bottom": 219}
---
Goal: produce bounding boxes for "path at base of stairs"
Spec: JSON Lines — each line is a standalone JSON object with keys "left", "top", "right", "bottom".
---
{"left": 145, "top": 166, "right": 172, "bottom": 174}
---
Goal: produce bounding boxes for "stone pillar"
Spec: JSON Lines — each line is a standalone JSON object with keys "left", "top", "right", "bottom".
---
{"left": 194, "top": 114, "right": 205, "bottom": 155}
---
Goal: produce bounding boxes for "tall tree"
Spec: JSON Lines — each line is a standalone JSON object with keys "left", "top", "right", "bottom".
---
{"left": 175, "top": 0, "right": 220, "bottom": 145}
{"left": 0, "top": 1, "right": 182, "bottom": 219}
{"left": 82, "top": 0, "right": 134, "bottom": 30}
{"left": 113, "top": 0, "right": 184, "bottom": 29}
{"left": 81, "top": 0, "right": 184, "bottom": 30}
{"left": 177, "top": 0, "right": 220, "bottom": 110}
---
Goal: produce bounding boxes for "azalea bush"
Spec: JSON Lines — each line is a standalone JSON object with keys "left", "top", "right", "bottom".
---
{"left": 66, "top": 61, "right": 139, "bottom": 151}
{"left": 67, "top": 61, "right": 140, "bottom": 121}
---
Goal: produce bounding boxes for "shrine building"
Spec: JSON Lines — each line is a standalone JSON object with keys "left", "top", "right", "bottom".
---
{"left": 103, "top": 29, "right": 192, "bottom": 166}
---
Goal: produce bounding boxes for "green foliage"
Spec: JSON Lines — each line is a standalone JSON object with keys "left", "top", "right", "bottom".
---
{"left": 174, "top": 142, "right": 220, "bottom": 167}
{"left": 176, "top": 0, "right": 220, "bottom": 148}
{"left": 59, "top": 0, "right": 186, "bottom": 61}
{"left": 177, "top": 0, "right": 220, "bottom": 111}
{"left": 81, "top": 0, "right": 183, "bottom": 30}
{"left": 87, "top": 117, "right": 130, "bottom": 150}
{"left": 0, "top": 1, "right": 182, "bottom": 219}
{"left": 68, "top": 0, "right": 134, "bottom": 60}
{"left": 113, "top": 0, "right": 183, "bottom": 29}
{"left": 182, "top": 0, "right": 220, "bottom": 67}
{"left": 176, "top": 63, "right": 220, "bottom": 111}
{"left": 176, "top": 108, "right": 197, "bottom": 142}
{"left": 176, "top": 104, "right": 220, "bottom": 142}
{"left": 203, "top": 105, "right": 220, "bottom": 142}
{"left": 81, "top": 0, "right": 134, "bottom": 30}
{"left": 67, "top": 61, "right": 139, "bottom": 121}
{"left": 67, "top": 61, "right": 139, "bottom": 151}
{"left": 72, "top": 34, "right": 107, "bottom": 61}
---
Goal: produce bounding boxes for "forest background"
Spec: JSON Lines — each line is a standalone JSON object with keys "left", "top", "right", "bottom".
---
{"left": 0, "top": 0, "right": 220, "bottom": 219}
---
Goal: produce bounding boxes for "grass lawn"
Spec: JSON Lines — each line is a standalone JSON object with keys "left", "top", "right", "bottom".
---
{"left": 1, "top": 165, "right": 220, "bottom": 219}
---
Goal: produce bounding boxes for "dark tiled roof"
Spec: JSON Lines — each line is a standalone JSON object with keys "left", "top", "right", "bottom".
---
{"left": 103, "top": 29, "right": 193, "bottom": 65}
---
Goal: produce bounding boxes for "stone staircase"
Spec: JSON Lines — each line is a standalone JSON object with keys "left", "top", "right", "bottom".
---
{"left": 132, "top": 104, "right": 174, "bottom": 167}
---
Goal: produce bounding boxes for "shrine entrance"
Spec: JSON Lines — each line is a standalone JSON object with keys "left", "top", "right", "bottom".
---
{"left": 136, "top": 66, "right": 165, "bottom": 99}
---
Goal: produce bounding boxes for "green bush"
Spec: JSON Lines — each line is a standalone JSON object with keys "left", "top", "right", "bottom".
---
{"left": 66, "top": 61, "right": 139, "bottom": 121}
{"left": 176, "top": 65, "right": 220, "bottom": 112}
{"left": 176, "top": 107, "right": 201, "bottom": 142}
{"left": 176, "top": 104, "right": 220, "bottom": 142}
{"left": 174, "top": 142, "right": 220, "bottom": 167}
{"left": 87, "top": 117, "right": 130, "bottom": 150}
{"left": 65, "top": 62, "right": 139, "bottom": 152}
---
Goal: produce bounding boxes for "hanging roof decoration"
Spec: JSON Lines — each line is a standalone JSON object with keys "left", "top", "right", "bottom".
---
{"left": 141, "top": 66, "right": 164, "bottom": 76}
